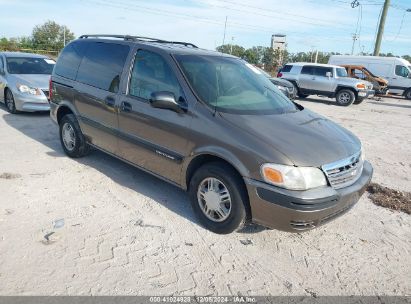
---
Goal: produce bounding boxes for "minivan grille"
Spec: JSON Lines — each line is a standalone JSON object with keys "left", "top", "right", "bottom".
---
{"left": 322, "top": 151, "right": 363, "bottom": 189}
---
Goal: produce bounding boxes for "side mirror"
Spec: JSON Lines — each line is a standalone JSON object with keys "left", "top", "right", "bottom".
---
{"left": 149, "top": 91, "right": 185, "bottom": 113}
{"left": 326, "top": 71, "right": 332, "bottom": 78}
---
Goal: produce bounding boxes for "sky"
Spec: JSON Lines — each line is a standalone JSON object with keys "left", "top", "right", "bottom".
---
{"left": 0, "top": 0, "right": 410, "bottom": 55}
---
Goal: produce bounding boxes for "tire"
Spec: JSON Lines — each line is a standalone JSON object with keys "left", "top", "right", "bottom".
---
{"left": 405, "top": 89, "right": 411, "bottom": 100}
{"left": 59, "top": 114, "right": 90, "bottom": 158}
{"left": 354, "top": 97, "right": 365, "bottom": 104}
{"left": 189, "top": 162, "right": 249, "bottom": 234}
{"left": 5, "top": 89, "right": 18, "bottom": 114}
{"left": 336, "top": 89, "right": 355, "bottom": 106}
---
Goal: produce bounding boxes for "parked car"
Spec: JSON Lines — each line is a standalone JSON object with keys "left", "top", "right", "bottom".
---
{"left": 0, "top": 52, "right": 54, "bottom": 113}
{"left": 340, "top": 65, "right": 389, "bottom": 95}
{"left": 269, "top": 77, "right": 297, "bottom": 100}
{"left": 255, "top": 67, "right": 297, "bottom": 99}
{"left": 328, "top": 55, "right": 411, "bottom": 99}
{"left": 280, "top": 63, "right": 374, "bottom": 106}
{"left": 50, "top": 35, "right": 373, "bottom": 234}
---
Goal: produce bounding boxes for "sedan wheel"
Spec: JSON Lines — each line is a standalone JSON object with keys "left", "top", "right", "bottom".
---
{"left": 5, "top": 90, "right": 17, "bottom": 114}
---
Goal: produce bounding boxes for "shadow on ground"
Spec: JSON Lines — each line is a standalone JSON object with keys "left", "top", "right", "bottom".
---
{"left": 1, "top": 108, "right": 266, "bottom": 234}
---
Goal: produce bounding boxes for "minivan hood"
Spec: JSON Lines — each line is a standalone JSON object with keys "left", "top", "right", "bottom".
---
{"left": 221, "top": 109, "right": 361, "bottom": 167}
{"left": 9, "top": 74, "right": 50, "bottom": 90}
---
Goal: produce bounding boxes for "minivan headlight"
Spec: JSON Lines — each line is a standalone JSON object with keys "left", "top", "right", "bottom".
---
{"left": 16, "top": 84, "right": 40, "bottom": 95}
{"left": 261, "top": 163, "right": 327, "bottom": 190}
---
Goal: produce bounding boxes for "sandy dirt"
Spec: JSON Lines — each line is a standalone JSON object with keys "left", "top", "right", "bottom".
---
{"left": 0, "top": 95, "right": 410, "bottom": 296}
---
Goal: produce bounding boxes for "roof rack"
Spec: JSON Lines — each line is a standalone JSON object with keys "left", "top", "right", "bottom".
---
{"left": 79, "top": 34, "right": 198, "bottom": 48}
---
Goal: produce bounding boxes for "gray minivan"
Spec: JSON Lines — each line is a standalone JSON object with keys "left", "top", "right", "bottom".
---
{"left": 50, "top": 35, "right": 373, "bottom": 234}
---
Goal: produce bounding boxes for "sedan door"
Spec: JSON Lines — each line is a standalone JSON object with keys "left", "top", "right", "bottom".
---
{"left": 117, "top": 49, "right": 192, "bottom": 185}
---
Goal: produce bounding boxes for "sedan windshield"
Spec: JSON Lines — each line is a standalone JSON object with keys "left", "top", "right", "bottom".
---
{"left": 175, "top": 55, "right": 298, "bottom": 115}
{"left": 6, "top": 57, "right": 55, "bottom": 75}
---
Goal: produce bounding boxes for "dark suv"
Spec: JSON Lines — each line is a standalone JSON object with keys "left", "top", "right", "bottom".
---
{"left": 50, "top": 35, "right": 373, "bottom": 234}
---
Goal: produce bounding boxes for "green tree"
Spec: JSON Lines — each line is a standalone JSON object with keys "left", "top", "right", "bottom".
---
{"left": 216, "top": 44, "right": 245, "bottom": 58}
{"left": 403, "top": 55, "right": 411, "bottom": 62}
{"left": 32, "top": 20, "right": 75, "bottom": 50}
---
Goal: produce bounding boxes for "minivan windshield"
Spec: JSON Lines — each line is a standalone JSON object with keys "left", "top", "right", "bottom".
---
{"left": 6, "top": 57, "right": 55, "bottom": 74}
{"left": 175, "top": 55, "right": 298, "bottom": 115}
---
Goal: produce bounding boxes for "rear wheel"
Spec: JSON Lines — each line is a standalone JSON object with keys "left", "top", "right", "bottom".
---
{"left": 5, "top": 89, "right": 18, "bottom": 114}
{"left": 336, "top": 89, "right": 355, "bottom": 106}
{"left": 405, "top": 89, "right": 411, "bottom": 100}
{"left": 59, "top": 114, "right": 90, "bottom": 158}
{"left": 189, "top": 162, "right": 249, "bottom": 234}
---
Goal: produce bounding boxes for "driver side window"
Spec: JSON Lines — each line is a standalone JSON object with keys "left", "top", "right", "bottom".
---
{"left": 129, "top": 50, "right": 184, "bottom": 102}
{"left": 395, "top": 65, "right": 409, "bottom": 78}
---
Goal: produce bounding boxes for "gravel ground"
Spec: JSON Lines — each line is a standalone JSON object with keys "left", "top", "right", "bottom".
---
{"left": 0, "top": 95, "right": 410, "bottom": 296}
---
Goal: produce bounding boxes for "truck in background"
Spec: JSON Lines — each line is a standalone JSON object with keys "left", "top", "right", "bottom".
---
{"left": 328, "top": 55, "right": 411, "bottom": 99}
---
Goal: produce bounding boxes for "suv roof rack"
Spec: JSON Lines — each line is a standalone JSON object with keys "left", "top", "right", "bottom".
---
{"left": 79, "top": 34, "right": 198, "bottom": 48}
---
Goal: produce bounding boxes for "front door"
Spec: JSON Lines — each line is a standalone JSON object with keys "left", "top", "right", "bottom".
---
{"left": 391, "top": 65, "right": 411, "bottom": 94}
{"left": 117, "top": 49, "right": 192, "bottom": 185}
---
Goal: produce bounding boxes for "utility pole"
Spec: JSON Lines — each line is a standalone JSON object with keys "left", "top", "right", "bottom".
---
{"left": 222, "top": 16, "right": 227, "bottom": 47}
{"left": 63, "top": 26, "right": 66, "bottom": 47}
{"left": 373, "top": 0, "right": 390, "bottom": 56}
{"left": 314, "top": 50, "right": 318, "bottom": 63}
{"left": 351, "top": 33, "right": 358, "bottom": 55}
{"left": 230, "top": 36, "right": 235, "bottom": 54}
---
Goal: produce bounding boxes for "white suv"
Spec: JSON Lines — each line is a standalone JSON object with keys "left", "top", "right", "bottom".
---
{"left": 279, "top": 63, "right": 374, "bottom": 106}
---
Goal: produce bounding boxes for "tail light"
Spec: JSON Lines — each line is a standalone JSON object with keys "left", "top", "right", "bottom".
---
{"left": 49, "top": 77, "right": 53, "bottom": 101}
{"left": 277, "top": 72, "right": 283, "bottom": 78}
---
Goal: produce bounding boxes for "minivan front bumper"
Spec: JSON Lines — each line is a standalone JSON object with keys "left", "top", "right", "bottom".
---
{"left": 245, "top": 160, "right": 373, "bottom": 232}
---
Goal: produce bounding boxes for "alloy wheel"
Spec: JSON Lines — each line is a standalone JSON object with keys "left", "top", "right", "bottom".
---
{"left": 338, "top": 92, "right": 351, "bottom": 104}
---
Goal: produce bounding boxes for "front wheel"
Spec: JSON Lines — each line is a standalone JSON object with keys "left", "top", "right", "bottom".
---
{"left": 189, "top": 162, "right": 249, "bottom": 234}
{"left": 405, "top": 89, "right": 411, "bottom": 100}
{"left": 336, "top": 89, "right": 355, "bottom": 106}
{"left": 59, "top": 114, "right": 90, "bottom": 158}
{"left": 5, "top": 89, "right": 18, "bottom": 114}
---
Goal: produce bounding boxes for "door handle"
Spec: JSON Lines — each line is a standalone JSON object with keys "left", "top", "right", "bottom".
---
{"left": 121, "top": 101, "right": 132, "bottom": 112}
{"left": 104, "top": 96, "right": 116, "bottom": 107}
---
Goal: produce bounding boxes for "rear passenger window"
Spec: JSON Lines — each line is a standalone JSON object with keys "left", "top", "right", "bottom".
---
{"left": 281, "top": 65, "right": 292, "bottom": 73}
{"left": 314, "top": 67, "right": 333, "bottom": 77}
{"left": 76, "top": 42, "right": 129, "bottom": 93}
{"left": 54, "top": 42, "right": 87, "bottom": 80}
{"left": 301, "top": 66, "right": 314, "bottom": 75}
{"left": 129, "top": 50, "right": 184, "bottom": 101}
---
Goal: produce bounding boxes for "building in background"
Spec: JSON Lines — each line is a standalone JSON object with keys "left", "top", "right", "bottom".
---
{"left": 271, "top": 34, "right": 286, "bottom": 51}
